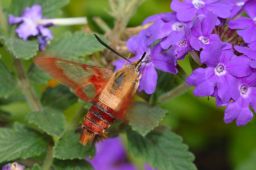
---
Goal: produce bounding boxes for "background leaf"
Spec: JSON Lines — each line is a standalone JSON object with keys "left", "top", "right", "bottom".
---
{"left": 53, "top": 131, "right": 94, "bottom": 160}
{"left": 46, "top": 32, "right": 105, "bottom": 59}
{"left": 236, "top": 150, "right": 256, "bottom": 170}
{"left": 0, "top": 60, "right": 16, "bottom": 98}
{"left": 53, "top": 160, "right": 93, "bottom": 170}
{"left": 0, "top": 124, "right": 47, "bottom": 163}
{"left": 1, "top": 36, "right": 38, "bottom": 60}
{"left": 127, "top": 102, "right": 167, "bottom": 136}
{"left": 127, "top": 127, "right": 197, "bottom": 170}
{"left": 41, "top": 85, "right": 77, "bottom": 111}
{"left": 27, "top": 107, "right": 65, "bottom": 137}
{"left": 9, "top": 0, "right": 69, "bottom": 17}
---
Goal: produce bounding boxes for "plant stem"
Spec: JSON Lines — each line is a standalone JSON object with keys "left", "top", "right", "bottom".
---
{"left": 14, "top": 59, "right": 42, "bottom": 112}
{"left": 42, "top": 145, "right": 54, "bottom": 170}
{"left": 158, "top": 82, "right": 190, "bottom": 102}
{"left": 0, "top": 1, "right": 7, "bottom": 33}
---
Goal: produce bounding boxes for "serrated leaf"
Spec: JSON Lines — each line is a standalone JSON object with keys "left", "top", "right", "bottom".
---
{"left": 2, "top": 36, "right": 38, "bottom": 59}
{"left": 127, "top": 102, "right": 166, "bottom": 136}
{"left": 53, "top": 131, "right": 94, "bottom": 160}
{"left": 53, "top": 160, "right": 93, "bottom": 170}
{"left": 41, "top": 85, "right": 77, "bottom": 111}
{"left": 0, "top": 60, "right": 16, "bottom": 97}
{"left": 127, "top": 127, "right": 197, "bottom": 170}
{"left": 27, "top": 107, "right": 65, "bottom": 137}
{"left": 9, "top": 0, "right": 69, "bottom": 17}
{"left": 0, "top": 124, "right": 47, "bottom": 163}
{"left": 46, "top": 32, "right": 105, "bottom": 59}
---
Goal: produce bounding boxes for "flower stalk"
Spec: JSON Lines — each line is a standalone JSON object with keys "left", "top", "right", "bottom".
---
{"left": 37, "top": 17, "right": 87, "bottom": 26}
{"left": 14, "top": 59, "right": 42, "bottom": 112}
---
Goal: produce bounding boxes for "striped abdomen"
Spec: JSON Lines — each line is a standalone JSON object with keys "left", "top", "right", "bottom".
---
{"left": 80, "top": 101, "right": 115, "bottom": 144}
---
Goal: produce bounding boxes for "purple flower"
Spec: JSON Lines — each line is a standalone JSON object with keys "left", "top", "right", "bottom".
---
{"left": 187, "top": 44, "right": 252, "bottom": 104}
{"left": 189, "top": 12, "right": 220, "bottom": 51}
{"left": 2, "top": 162, "right": 24, "bottom": 170}
{"left": 229, "top": 0, "right": 256, "bottom": 43}
{"left": 114, "top": 13, "right": 190, "bottom": 94}
{"left": 9, "top": 4, "right": 53, "bottom": 50}
{"left": 171, "top": 0, "right": 233, "bottom": 22}
{"left": 8, "top": 4, "right": 87, "bottom": 50}
{"left": 224, "top": 80, "right": 256, "bottom": 126}
{"left": 87, "top": 137, "right": 156, "bottom": 170}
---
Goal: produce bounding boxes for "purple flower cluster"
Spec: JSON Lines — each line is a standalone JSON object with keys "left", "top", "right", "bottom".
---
{"left": 87, "top": 137, "right": 156, "bottom": 170}
{"left": 9, "top": 4, "right": 53, "bottom": 50}
{"left": 115, "top": 0, "right": 256, "bottom": 126}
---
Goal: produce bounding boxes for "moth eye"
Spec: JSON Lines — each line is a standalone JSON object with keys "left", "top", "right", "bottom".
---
{"left": 83, "top": 84, "right": 96, "bottom": 98}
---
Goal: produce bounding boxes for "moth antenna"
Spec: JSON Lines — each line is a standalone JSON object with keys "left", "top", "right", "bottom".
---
{"left": 135, "top": 52, "right": 147, "bottom": 68}
{"left": 94, "top": 34, "right": 131, "bottom": 63}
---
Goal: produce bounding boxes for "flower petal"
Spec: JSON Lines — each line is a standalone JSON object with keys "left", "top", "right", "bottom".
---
{"left": 244, "top": 0, "right": 256, "bottom": 19}
{"left": 229, "top": 17, "right": 252, "bottom": 29}
{"left": 236, "top": 107, "right": 253, "bottom": 126}
{"left": 16, "top": 20, "right": 39, "bottom": 40}
{"left": 193, "top": 79, "right": 216, "bottom": 96}
{"left": 227, "top": 56, "right": 252, "bottom": 77}
{"left": 224, "top": 102, "right": 240, "bottom": 124}
{"left": 139, "top": 63, "right": 157, "bottom": 94}
{"left": 151, "top": 46, "right": 178, "bottom": 74}
{"left": 8, "top": 15, "right": 23, "bottom": 24}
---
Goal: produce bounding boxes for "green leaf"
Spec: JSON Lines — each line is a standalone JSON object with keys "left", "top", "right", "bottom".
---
{"left": 28, "top": 164, "right": 42, "bottom": 170}
{"left": 53, "top": 160, "right": 93, "bottom": 170}
{"left": 236, "top": 151, "right": 256, "bottom": 170}
{"left": 0, "top": 124, "right": 47, "bottom": 163}
{"left": 127, "top": 127, "right": 197, "bottom": 170}
{"left": 41, "top": 85, "right": 77, "bottom": 111}
{"left": 2, "top": 36, "right": 38, "bottom": 60}
{"left": 9, "top": 0, "right": 69, "bottom": 17}
{"left": 0, "top": 60, "right": 16, "bottom": 97}
{"left": 28, "top": 64, "right": 50, "bottom": 84}
{"left": 53, "top": 131, "right": 94, "bottom": 160}
{"left": 46, "top": 32, "right": 105, "bottom": 59}
{"left": 127, "top": 102, "right": 166, "bottom": 136}
{"left": 27, "top": 107, "right": 65, "bottom": 137}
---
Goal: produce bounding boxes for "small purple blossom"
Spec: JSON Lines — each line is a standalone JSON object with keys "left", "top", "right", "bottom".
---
{"left": 187, "top": 44, "right": 252, "bottom": 104}
{"left": 229, "top": 0, "right": 256, "bottom": 43}
{"left": 8, "top": 4, "right": 87, "bottom": 50}
{"left": 87, "top": 137, "right": 156, "bottom": 170}
{"left": 189, "top": 12, "right": 220, "bottom": 51}
{"left": 171, "top": 0, "right": 233, "bottom": 22}
{"left": 9, "top": 4, "right": 53, "bottom": 50}
{"left": 224, "top": 81, "right": 256, "bottom": 126}
{"left": 2, "top": 162, "right": 24, "bottom": 170}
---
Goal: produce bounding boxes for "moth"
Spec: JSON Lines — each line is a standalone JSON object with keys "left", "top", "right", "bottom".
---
{"left": 35, "top": 35, "right": 145, "bottom": 145}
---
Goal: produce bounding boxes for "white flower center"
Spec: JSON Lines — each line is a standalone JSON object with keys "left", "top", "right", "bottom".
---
{"left": 192, "top": 0, "right": 205, "bottom": 9}
{"left": 198, "top": 36, "right": 210, "bottom": 44}
{"left": 215, "top": 63, "right": 226, "bottom": 76}
{"left": 172, "top": 22, "right": 185, "bottom": 31}
{"left": 236, "top": 1, "right": 245, "bottom": 7}
{"left": 239, "top": 84, "right": 251, "bottom": 98}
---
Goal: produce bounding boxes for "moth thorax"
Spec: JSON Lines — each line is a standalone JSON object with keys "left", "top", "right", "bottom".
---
{"left": 98, "top": 66, "right": 139, "bottom": 111}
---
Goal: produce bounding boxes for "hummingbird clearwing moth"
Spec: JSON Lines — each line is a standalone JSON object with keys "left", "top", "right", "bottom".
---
{"left": 35, "top": 34, "right": 146, "bottom": 145}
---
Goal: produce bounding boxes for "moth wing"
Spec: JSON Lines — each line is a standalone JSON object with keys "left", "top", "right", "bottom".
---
{"left": 35, "top": 57, "right": 113, "bottom": 102}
